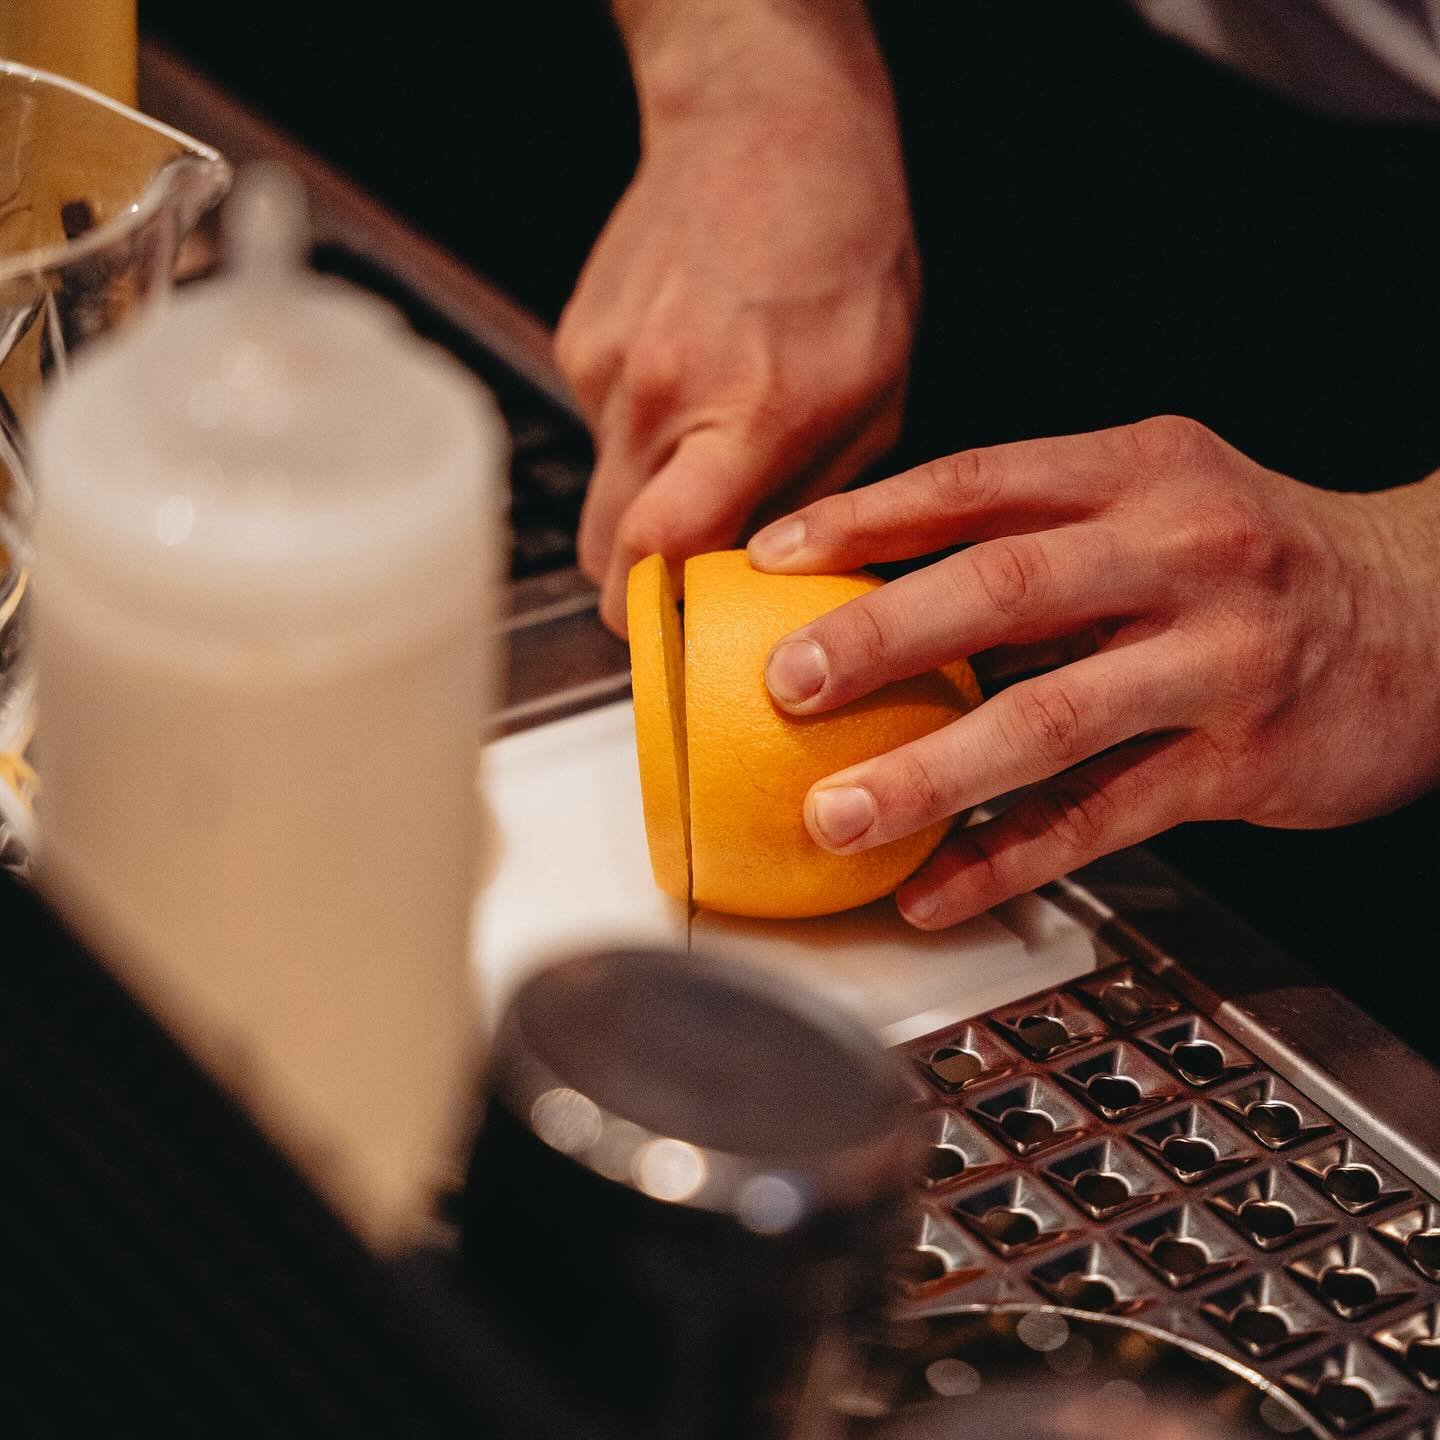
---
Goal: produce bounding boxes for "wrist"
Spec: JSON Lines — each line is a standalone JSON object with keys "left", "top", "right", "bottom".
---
{"left": 1302, "top": 474, "right": 1440, "bottom": 811}
{"left": 1358, "top": 471, "right": 1440, "bottom": 715}
{"left": 614, "top": 0, "right": 890, "bottom": 132}
{"left": 1367, "top": 470, "right": 1440, "bottom": 585}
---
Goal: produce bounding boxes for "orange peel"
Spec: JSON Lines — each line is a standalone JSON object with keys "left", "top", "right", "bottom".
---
{"left": 628, "top": 549, "right": 982, "bottom": 919}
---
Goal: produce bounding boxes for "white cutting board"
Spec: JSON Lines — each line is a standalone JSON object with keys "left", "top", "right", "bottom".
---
{"left": 473, "top": 701, "right": 1099, "bottom": 1041}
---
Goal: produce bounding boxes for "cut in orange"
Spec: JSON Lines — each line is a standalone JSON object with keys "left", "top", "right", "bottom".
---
{"left": 627, "top": 553, "right": 691, "bottom": 902}
{"left": 628, "top": 549, "right": 983, "bottom": 919}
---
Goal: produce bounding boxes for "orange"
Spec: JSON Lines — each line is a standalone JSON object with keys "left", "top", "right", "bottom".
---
{"left": 628, "top": 550, "right": 983, "bottom": 919}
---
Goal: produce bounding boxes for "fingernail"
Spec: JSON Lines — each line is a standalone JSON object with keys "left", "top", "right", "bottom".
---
{"left": 898, "top": 886, "right": 940, "bottom": 928}
{"left": 766, "top": 639, "right": 827, "bottom": 706}
{"left": 809, "top": 786, "right": 876, "bottom": 849}
{"left": 748, "top": 517, "right": 805, "bottom": 568}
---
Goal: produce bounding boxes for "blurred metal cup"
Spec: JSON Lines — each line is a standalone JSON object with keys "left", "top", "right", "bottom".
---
{"left": 458, "top": 947, "right": 922, "bottom": 1440}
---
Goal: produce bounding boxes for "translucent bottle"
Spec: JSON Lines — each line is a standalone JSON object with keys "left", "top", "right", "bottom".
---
{"left": 30, "top": 168, "right": 505, "bottom": 1250}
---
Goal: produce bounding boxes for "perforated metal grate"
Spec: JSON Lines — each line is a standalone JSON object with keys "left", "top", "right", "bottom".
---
{"left": 896, "top": 962, "right": 1440, "bottom": 1437}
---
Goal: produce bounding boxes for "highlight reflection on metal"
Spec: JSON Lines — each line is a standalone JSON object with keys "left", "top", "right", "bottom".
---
{"left": 848, "top": 1307, "right": 1323, "bottom": 1438}
{"left": 896, "top": 962, "right": 1440, "bottom": 1437}
{"left": 632, "top": 1137, "right": 707, "bottom": 1203}
{"left": 520, "top": 1066, "right": 856, "bottom": 1232}
{"left": 0, "top": 60, "right": 230, "bottom": 869}
{"left": 736, "top": 1173, "right": 807, "bottom": 1235}
{"left": 529, "top": 1087, "right": 602, "bottom": 1156}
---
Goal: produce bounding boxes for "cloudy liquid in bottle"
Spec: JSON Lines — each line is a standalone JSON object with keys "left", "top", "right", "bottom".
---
{"left": 31, "top": 170, "right": 505, "bottom": 1248}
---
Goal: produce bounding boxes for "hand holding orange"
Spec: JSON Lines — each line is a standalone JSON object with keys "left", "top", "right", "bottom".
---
{"left": 628, "top": 550, "right": 982, "bottom": 918}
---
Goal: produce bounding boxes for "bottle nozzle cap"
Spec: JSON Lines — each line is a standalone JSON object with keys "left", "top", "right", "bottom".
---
{"left": 224, "top": 162, "right": 309, "bottom": 285}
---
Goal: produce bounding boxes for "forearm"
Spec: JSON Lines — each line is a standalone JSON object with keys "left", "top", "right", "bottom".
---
{"left": 611, "top": 0, "right": 891, "bottom": 128}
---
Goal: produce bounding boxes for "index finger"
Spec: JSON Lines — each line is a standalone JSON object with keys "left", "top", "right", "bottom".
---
{"left": 764, "top": 523, "right": 1157, "bottom": 714}
{"left": 747, "top": 425, "right": 1145, "bottom": 574}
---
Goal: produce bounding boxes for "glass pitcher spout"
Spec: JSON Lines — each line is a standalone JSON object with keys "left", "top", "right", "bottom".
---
{"left": 154, "top": 147, "right": 233, "bottom": 260}
{"left": 0, "top": 59, "right": 232, "bottom": 867}
{"left": 0, "top": 59, "right": 231, "bottom": 328}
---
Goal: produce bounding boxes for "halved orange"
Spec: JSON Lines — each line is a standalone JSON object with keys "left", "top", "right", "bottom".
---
{"left": 628, "top": 550, "right": 983, "bottom": 919}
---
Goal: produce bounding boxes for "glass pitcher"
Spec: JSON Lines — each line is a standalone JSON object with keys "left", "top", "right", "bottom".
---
{"left": 0, "top": 59, "right": 230, "bottom": 867}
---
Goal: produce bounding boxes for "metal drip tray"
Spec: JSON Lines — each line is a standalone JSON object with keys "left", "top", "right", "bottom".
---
{"left": 895, "top": 963, "right": 1440, "bottom": 1438}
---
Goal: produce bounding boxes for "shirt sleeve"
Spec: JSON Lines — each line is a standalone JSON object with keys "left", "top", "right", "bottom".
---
{"left": 1128, "top": 0, "right": 1440, "bottom": 121}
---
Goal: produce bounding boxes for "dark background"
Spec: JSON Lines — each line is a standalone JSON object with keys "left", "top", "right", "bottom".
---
{"left": 139, "top": 0, "right": 1440, "bottom": 1055}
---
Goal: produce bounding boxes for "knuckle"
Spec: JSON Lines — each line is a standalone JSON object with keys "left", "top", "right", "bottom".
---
{"left": 556, "top": 349, "right": 614, "bottom": 419}
{"left": 560, "top": 346, "right": 602, "bottom": 395}
{"left": 620, "top": 497, "right": 730, "bottom": 563}
{"left": 891, "top": 747, "right": 949, "bottom": 823}
{"left": 554, "top": 316, "right": 599, "bottom": 387}
{"left": 623, "top": 336, "right": 685, "bottom": 411}
{"left": 927, "top": 446, "right": 1005, "bottom": 513}
{"left": 1189, "top": 492, "right": 1276, "bottom": 576}
{"left": 1010, "top": 680, "right": 1086, "bottom": 768}
{"left": 1033, "top": 771, "right": 1112, "bottom": 857}
{"left": 1119, "top": 414, "right": 1215, "bottom": 471}
{"left": 803, "top": 352, "right": 872, "bottom": 419}
{"left": 615, "top": 507, "right": 664, "bottom": 562}
{"left": 841, "top": 597, "right": 899, "bottom": 672}
{"left": 968, "top": 538, "right": 1049, "bottom": 620}
{"left": 950, "top": 823, "right": 1010, "bottom": 899}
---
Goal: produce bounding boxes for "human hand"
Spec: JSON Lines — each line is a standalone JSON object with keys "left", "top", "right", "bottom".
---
{"left": 557, "top": 0, "right": 918, "bottom": 633}
{"left": 746, "top": 416, "right": 1440, "bottom": 927}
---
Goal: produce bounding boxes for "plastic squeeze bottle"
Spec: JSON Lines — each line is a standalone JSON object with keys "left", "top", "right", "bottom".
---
{"left": 30, "top": 168, "right": 505, "bottom": 1251}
